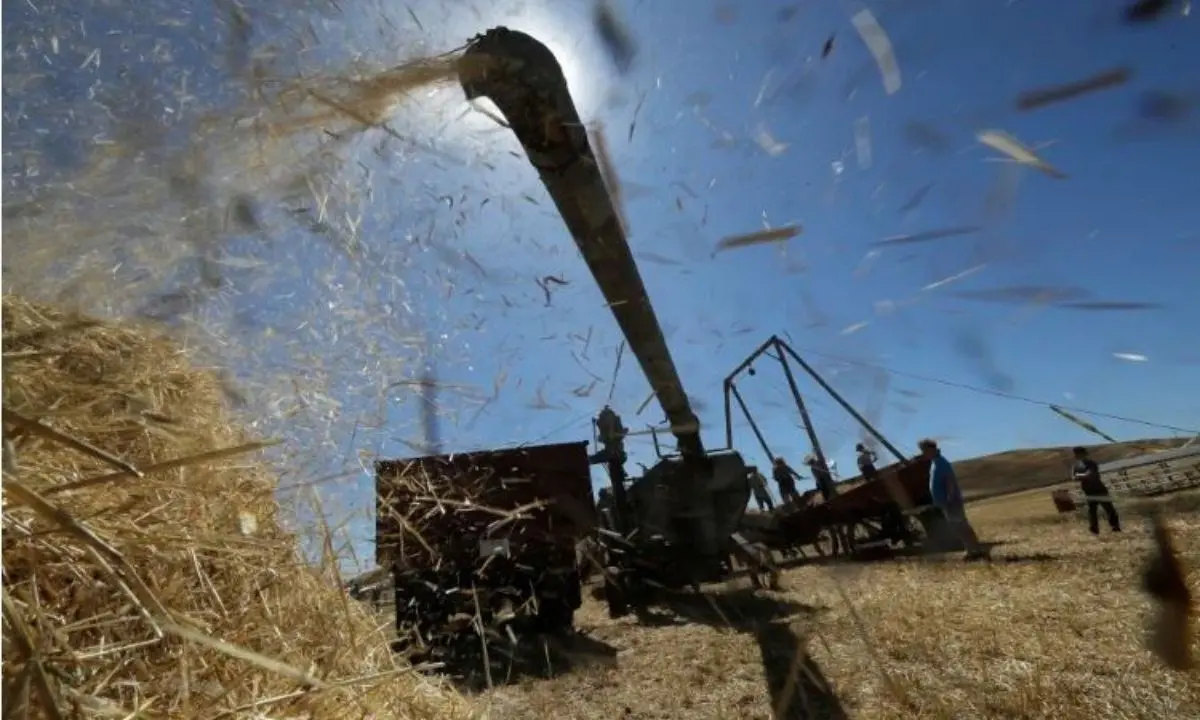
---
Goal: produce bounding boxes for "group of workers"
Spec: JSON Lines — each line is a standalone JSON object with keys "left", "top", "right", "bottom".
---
{"left": 594, "top": 403, "right": 1123, "bottom": 562}
{"left": 747, "top": 443, "right": 879, "bottom": 512}
{"left": 747, "top": 438, "right": 1120, "bottom": 560}
{"left": 746, "top": 439, "right": 990, "bottom": 558}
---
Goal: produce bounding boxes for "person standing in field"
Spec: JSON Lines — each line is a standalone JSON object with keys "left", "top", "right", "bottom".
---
{"left": 747, "top": 466, "right": 776, "bottom": 511}
{"left": 805, "top": 454, "right": 838, "bottom": 500}
{"left": 856, "top": 443, "right": 879, "bottom": 481}
{"left": 919, "top": 438, "right": 987, "bottom": 560}
{"left": 772, "top": 456, "right": 803, "bottom": 506}
{"left": 1072, "top": 446, "right": 1121, "bottom": 535}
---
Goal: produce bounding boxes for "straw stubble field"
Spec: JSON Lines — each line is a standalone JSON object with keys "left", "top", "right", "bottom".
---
{"left": 483, "top": 492, "right": 1200, "bottom": 720}
{"left": 3, "top": 293, "right": 1196, "bottom": 719}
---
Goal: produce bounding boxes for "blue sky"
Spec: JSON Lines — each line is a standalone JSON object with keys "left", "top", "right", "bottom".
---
{"left": 5, "top": 0, "right": 1198, "bottom": 567}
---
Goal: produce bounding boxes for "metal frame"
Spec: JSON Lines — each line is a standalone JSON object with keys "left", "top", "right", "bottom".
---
{"left": 719, "top": 336, "right": 940, "bottom": 557}
{"left": 721, "top": 335, "right": 907, "bottom": 473}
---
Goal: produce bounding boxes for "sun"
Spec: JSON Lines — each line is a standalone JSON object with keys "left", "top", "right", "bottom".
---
{"left": 501, "top": 11, "right": 605, "bottom": 117}
{"left": 442, "top": 1, "right": 607, "bottom": 119}
{"left": 365, "top": 1, "right": 609, "bottom": 169}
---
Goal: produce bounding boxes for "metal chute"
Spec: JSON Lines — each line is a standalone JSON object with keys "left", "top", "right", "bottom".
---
{"left": 458, "top": 27, "right": 703, "bottom": 462}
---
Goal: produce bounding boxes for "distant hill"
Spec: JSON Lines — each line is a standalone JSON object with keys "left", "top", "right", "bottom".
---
{"left": 949, "top": 438, "right": 1187, "bottom": 500}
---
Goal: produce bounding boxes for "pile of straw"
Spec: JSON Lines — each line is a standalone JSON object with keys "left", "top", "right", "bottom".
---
{"left": 1, "top": 295, "right": 475, "bottom": 719}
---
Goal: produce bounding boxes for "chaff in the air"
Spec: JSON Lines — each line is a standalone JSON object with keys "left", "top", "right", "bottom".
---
{"left": 713, "top": 225, "right": 802, "bottom": 255}
{"left": 850, "top": 9, "right": 901, "bottom": 96}
{"left": 977, "top": 130, "right": 1068, "bottom": 179}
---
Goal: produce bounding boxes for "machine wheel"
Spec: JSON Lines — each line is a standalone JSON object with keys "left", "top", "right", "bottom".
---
{"left": 842, "top": 521, "right": 871, "bottom": 554}
{"left": 810, "top": 528, "right": 838, "bottom": 558}
{"left": 756, "top": 543, "right": 783, "bottom": 590}
{"left": 898, "top": 513, "right": 924, "bottom": 548}
{"left": 738, "top": 542, "right": 779, "bottom": 591}
{"left": 603, "top": 574, "right": 629, "bottom": 619}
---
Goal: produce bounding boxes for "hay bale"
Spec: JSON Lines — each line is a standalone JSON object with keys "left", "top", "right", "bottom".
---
{"left": 1, "top": 295, "right": 474, "bottom": 719}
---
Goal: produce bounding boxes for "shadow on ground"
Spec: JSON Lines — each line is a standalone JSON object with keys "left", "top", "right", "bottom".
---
{"left": 754, "top": 622, "right": 848, "bottom": 720}
{"left": 407, "top": 628, "right": 620, "bottom": 693}
{"left": 643, "top": 587, "right": 848, "bottom": 720}
{"left": 773, "top": 540, "right": 1023, "bottom": 570}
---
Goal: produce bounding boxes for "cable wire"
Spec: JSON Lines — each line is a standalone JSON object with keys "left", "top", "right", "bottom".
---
{"left": 787, "top": 345, "right": 1199, "bottom": 435}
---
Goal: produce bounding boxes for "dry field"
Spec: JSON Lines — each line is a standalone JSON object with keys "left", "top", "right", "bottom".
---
{"left": 4, "top": 292, "right": 1196, "bottom": 719}
{"left": 482, "top": 491, "right": 1200, "bottom": 720}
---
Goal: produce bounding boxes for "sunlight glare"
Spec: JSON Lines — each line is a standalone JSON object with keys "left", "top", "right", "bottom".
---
{"left": 389, "top": 1, "right": 608, "bottom": 157}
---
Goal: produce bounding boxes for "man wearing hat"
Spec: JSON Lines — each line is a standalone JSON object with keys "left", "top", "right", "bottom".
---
{"left": 919, "top": 437, "right": 987, "bottom": 560}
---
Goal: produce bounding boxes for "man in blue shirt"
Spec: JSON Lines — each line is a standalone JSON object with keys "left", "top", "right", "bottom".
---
{"left": 920, "top": 438, "right": 987, "bottom": 559}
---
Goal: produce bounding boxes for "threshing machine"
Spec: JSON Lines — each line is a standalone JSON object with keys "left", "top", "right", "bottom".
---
{"left": 374, "top": 25, "right": 778, "bottom": 657}
{"left": 375, "top": 442, "right": 596, "bottom": 662}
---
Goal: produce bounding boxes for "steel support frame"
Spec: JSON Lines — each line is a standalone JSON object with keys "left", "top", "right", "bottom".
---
{"left": 721, "top": 335, "right": 908, "bottom": 471}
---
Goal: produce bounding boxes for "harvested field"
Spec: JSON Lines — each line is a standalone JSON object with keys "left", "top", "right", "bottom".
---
{"left": 482, "top": 490, "right": 1200, "bottom": 719}
{"left": 0, "top": 295, "right": 472, "bottom": 719}
{"left": 4, "top": 292, "right": 1192, "bottom": 719}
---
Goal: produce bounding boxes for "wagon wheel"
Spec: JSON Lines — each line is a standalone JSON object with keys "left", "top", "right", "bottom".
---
{"left": 898, "top": 512, "right": 924, "bottom": 548}
{"left": 745, "top": 543, "right": 781, "bottom": 590}
{"left": 810, "top": 527, "right": 839, "bottom": 558}
{"left": 760, "top": 543, "right": 783, "bottom": 590}
{"left": 839, "top": 521, "right": 877, "bottom": 556}
{"left": 813, "top": 522, "right": 848, "bottom": 557}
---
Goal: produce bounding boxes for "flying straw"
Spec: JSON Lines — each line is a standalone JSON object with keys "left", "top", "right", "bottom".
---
{"left": 714, "top": 225, "right": 802, "bottom": 254}
{"left": 977, "top": 129, "right": 1068, "bottom": 179}
{"left": 850, "top": 9, "right": 901, "bottom": 96}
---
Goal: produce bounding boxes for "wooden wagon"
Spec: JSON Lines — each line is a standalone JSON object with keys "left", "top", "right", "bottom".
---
{"left": 766, "top": 456, "right": 937, "bottom": 558}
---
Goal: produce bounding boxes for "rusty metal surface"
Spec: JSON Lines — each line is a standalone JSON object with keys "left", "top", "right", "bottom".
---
{"left": 375, "top": 440, "right": 596, "bottom": 568}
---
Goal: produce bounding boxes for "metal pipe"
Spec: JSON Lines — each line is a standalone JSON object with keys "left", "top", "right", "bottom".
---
{"left": 458, "top": 28, "right": 703, "bottom": 461}
{"left": 722, "top": 379, "right": 734, "bottom": 451}
{"left": 723, "top": 335, "right": 778, "bottom": 385}
{"left": 624, "top": 423, "right": 700, "bottom": 438}
{"left": 776, "top": 340, "right": 908, "bottom": 463}
{"left": 729, "top": 382, "right": 775, "bottom": 462}
{"left": 722, "top": 335, "right": 778, "bottom": 453}
{"left": 604, "top": 451, "right": 629, "bottom": 534}
{"left": 772, "top": 338, "right": 833, "bottom": 494}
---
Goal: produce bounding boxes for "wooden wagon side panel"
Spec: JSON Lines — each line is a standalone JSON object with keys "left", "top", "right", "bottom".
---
{"left": 770, "top": 458, "right": 931, "bottom": 544}
{"left": 374, "top": 441, "right": 597, "bottom": 569}
{"left": 826, "top": 457, "right": 933, "bottom": 516}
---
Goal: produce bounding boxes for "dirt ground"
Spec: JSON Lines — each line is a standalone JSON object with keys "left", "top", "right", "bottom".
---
{"left": 478, "top": 490, "right": 1200, "bottom": 720}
